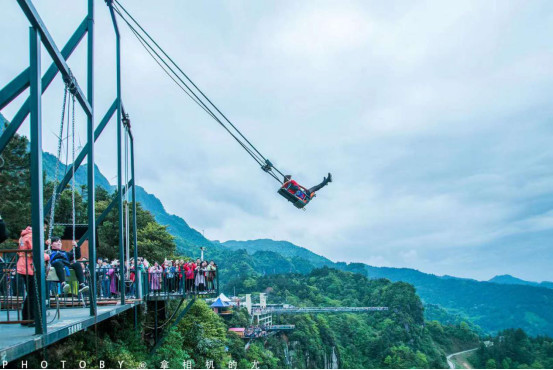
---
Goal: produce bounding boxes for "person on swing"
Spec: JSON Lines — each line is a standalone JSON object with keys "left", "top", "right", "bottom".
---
{"left": 283, "top": 173, "right": 332, "bottom": 200}
{"left": 48, "top": 236, "right": 89, "bottom": 294}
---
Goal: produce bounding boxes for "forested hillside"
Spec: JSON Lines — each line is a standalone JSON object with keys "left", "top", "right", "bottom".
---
{"left": 19, "top": 268, "right": 484, "bottom": 369}
{"left": 353, "top": 264, "right": 553, "bottom": 337}
{"left": 220, "top": 239, "right": 333, "bottom": 267}
{"left": 470, "top": 329, "right": 553, "bottom": 369}
{"left": 216, "top": 237, "right": 553, "bottom": 337}
{"left": 227, "top": 267, "right": 480, "bottom": 368}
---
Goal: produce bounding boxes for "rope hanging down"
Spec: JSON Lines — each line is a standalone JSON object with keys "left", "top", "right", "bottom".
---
{"left": 47, "top": 73, "right": 79, "bottom": 258}
{"left": 110, "top": 1, "right": 285, "bottom": 184}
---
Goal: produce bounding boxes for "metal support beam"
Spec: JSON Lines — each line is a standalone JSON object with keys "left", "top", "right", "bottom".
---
{"left": 216, "top": 269, "right": 220, "bottom": 296}
{"left": 107, "top": 0, "right": 125, "bottom": 306}
{"left": 29, "top": 26, "right": 46, "bottom": 335}
{"left": 17, "top": 0, "right": 92, "bottom": 117}
{"left": 87, "top": 0, "right": 97, "bottom": 317}
{"left": 0, "top": 17, "right": 88, "bottom": 155}
{"left": 151, "top": 298, "right": 196, "bottom": 353}
{"left": 77, "top": 179, "right": 133, "bottom": 248}
{"left": 0, "top": 18, "right": 88, "bottom": 111}
{"left": 44, "top": 100, "right": 117, "bottom": 217}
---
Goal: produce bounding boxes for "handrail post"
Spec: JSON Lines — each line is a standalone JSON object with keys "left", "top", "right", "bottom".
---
{"left": 29, "top": 25, "right": 46, "bottom": 335}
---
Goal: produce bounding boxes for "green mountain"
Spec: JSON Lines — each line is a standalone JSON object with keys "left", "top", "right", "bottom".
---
{"left": 228, "top": 267, "right": 480, "bottom": 368}
{"left": 351, "top": 264, "right": 553, "bottom": 337}
{"left": 42, "top": 150, "right": 212, "bottom": 253}
{"left": 132, "top": 186, "right": 212, "bottom": 251}
{"left": 215, "top": 238, "right": 553, "bottom": 337}
{"left": 220, "top": 239, "right": 333, "bottom": 267}
{"left": 489, "top": 274, "right": 553, "bottom": 290}
{"left": 43, "top": 152, "right": 112, "bottom": 191}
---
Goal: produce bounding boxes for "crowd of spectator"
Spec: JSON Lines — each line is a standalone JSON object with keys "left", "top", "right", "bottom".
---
{"left": 244, "top": 325, "right": 269, "bottom": 339}
{"left": 95, "top": 257, "right": 218, "bottom": 298}
{"left": 0, "top": 219, "right": 219, "bottom": 328}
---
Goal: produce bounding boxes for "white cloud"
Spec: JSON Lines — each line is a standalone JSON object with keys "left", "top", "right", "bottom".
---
{"left": 1, "top": 0, "right": 552, "bottom": 282}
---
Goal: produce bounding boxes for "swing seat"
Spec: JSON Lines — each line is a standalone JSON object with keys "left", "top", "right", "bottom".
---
{"left": 278, "top": 183, "right": 312, "bottom": 209}
{"left": 46, "top": 267, "right": 80, "bottom": 295}
{"left": 46, "top": 267, "right": 60, "bottom": 282}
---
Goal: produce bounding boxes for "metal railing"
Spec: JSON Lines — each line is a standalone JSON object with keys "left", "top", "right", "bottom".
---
{"left": 143, "top": 265, "right": 219, "bottom": 299}
{"left": 1, "top": 254, "right": 221, "bottom": 327}
{"left": 0, "top": 250, "right": 30, "bottom": 324}
{"left": 0, "top": 250, "right": 96, "bottom": 325}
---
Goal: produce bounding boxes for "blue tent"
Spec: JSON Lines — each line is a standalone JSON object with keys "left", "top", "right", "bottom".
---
{"left": 210, "top": 297, "right": 231, "bottom": 308}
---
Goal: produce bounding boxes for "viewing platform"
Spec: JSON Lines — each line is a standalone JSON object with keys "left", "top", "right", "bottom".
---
{"left": 0, "top": 301, "right": 140, "bottom": 364}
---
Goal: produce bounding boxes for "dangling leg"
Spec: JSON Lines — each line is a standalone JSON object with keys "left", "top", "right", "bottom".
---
{"left": 307, "top": 173, "right": 332, "bottom": 194}
{"left": 70, "top": 262, "right": 89, "bottom": 292}
{"left": 52, "top": 261, "right": 71, "bottom": 294}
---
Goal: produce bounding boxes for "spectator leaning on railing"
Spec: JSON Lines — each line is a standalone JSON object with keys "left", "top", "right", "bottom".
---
{"left": 85, "top": 255, "right": 216, "bottom": 298}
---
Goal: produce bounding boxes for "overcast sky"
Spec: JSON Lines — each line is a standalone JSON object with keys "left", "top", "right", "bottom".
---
{"left": 1, "top": 0, "right": 552, "bottom": 282}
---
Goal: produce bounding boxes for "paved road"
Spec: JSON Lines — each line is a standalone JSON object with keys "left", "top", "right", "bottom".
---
{"left": 446, "top": 348, "right": 478, "bottom": 369}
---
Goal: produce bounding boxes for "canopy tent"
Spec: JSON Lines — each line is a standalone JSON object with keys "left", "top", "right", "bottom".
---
{"left": 219, "top": 293, "right": 231, "bottom": 303}
{"left": 210, "top": 297, "right": 231, "bottom": 308}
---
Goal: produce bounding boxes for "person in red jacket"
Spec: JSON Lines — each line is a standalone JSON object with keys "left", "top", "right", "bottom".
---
{"left": 184, "top": 260, "right": 196, "bottom": 293}
{"left": 283, "top": 173, "right": 332, "bottom": 199}
{"left": 17, "top": 226, "right": 50, "bottom": 326}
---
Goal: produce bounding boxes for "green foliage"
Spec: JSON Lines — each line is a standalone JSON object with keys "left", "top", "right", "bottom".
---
{"left": 94, "top": 186, "right": 176, "bottom": 262}
{"left": 360, "top": 264, "right": 553, "bottom": 337}
{"left": 19, "top": 310, "right": 148, "bottom": 369}
{"left": 228, "top": 267, "right": 466, "bottom": 368}
{"left": 426, "top": 320, "right": 479, "bottom": 353}
{"left": 470, "top": 329, "right": 553, "bottom": 369}
{"left": 0, "top": 131, "right": 31, "bottom": 242}
{"left": 176, "top": 300, "right": 228, "bottom": 368}
{"left": 221, "top": 239, "right": 333, "bottom": 267}
{"left": 150, "top": 328, "right": 191, "bottom": 369}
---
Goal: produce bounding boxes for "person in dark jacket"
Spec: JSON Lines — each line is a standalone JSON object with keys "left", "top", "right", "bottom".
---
{"left": 49, "top": 236, "right": 89, "bottom": 294}
{"left": 0, "top": 215, "right": 7, "bottom": 244}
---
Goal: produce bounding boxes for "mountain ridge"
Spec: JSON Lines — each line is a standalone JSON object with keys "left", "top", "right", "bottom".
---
{"left": 489, "top": 274, "right": 553, "bottom": 289}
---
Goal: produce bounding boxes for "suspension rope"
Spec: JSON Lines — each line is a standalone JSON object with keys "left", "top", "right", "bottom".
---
{"left": 112, "top": 5, "right": 268, "bottom": 170}
{"left": 71, "top": 92, "right": 77, "bottom": 263}
{"left": 143, "top": 298, "right": 186, "bottom": 330}
{"left": 47, "top": 85, "right": 69, "bottom": 244}
{"left": 114, "top": 0, "right": 275, "bottom": 168}
{"left": 111, "top": 2, "right": 285, "bottom": 183}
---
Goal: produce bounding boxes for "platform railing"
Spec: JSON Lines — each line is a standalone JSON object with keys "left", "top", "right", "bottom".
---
{"left": 0, "top": 250, "right": 31, "bottom": 325}
{"left": 95, "top": 266, "right": 142, "bottom": 302}
{"left": 144, "top": 265, "right": 219, "bottom": 299}
{"left": 1, "top": 256, "right": 220, "bottom": 324}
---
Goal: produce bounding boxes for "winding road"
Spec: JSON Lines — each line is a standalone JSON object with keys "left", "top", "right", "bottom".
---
{"left": 446, "top": 348, "right": 478, "bottom": 369}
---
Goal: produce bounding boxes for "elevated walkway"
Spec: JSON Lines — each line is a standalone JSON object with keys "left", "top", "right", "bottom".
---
{"left": 257, "top": 306, "right": 389, "bottom": 315}
{"left": 0, "top": 302, "right": 140, "bottom": 364}
{"left": 145, "top": 291, "right": 217, "bottom": 301}
{"left": 267, "top": 324, "right": 295, "bottom": 331}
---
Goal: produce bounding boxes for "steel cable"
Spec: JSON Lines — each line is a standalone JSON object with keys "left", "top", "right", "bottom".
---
{"left": 112, "top": 2, "right": 285, "bottom": 183}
